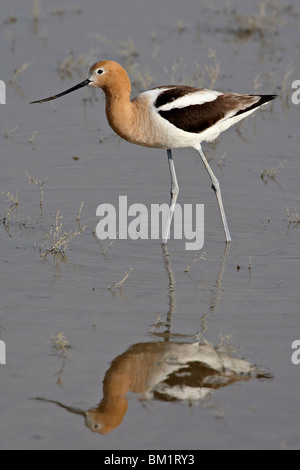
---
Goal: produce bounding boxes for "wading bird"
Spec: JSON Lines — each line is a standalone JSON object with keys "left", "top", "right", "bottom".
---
{"left": 31, "top": 60, "right": 276, "bottom": 243}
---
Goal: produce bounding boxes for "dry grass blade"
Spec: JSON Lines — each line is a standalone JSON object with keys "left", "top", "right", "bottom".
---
{"left": 204, "top": 49, "right": 220, "bottom": 89}
{"left": 77, "top": 202, "right": 84, "bottom": 222}
{"left": 108, "top": 268, "right": 133, "bottom": 291}
{"left": 4, "top": 125, "right": 18, "bottom": 138}
{"left": 25, "top": 172, "right": 47, "bottom": 211}
{"left": 9, "top": 62, "right": 32, "bottom": 83}
{"left": 40, "top": 209, "right": 86, "bottom": 259}
{"left": 1, "top": 190, "right": 19, "bottom": 225}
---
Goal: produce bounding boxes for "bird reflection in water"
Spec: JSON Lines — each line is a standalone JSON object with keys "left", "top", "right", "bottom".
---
{"left": 33, "top": 245, "right": 272, "bottom": 435}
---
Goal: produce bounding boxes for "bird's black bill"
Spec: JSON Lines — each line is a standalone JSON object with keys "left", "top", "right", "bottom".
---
{"left": 30, "top": 79, "right": 91, "bottom": 104}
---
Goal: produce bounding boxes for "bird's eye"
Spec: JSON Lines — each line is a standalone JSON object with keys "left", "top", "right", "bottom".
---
{"left": 97, "top": 69, "right": 104, "bottom": 75}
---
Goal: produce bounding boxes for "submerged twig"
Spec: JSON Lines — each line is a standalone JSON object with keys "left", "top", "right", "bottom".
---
{"left": 108, "top": 267, "right": 133, "bottom": 291}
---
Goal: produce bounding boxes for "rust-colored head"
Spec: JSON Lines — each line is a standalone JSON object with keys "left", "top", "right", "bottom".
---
{"left": 30, "top": 60, "right": 131, "bottom": 104}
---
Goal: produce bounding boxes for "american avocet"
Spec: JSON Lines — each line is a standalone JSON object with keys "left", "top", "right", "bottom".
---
{"left": 31, "top": 60, "right": 276, "bottom": 243}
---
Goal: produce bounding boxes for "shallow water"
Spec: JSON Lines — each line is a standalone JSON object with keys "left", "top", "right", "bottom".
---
{"left": 0, "top": 0, "right": 300, "bottom": 450}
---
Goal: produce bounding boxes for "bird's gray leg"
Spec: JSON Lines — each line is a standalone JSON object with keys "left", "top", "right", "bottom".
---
{"left": 162, "top": 149, "right": 179, "bottom": 244}
{"left": 196, "top": 144, "right": 231, "bottom": 243}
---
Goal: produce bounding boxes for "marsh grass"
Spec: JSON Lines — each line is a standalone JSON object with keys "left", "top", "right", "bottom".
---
{"left": 1, "top": 179, "right": 86, "bottom": 260}
{"left": 225, "top": 0, "right": 289, "bottom": 41}
{"left": 260, "top": 160, "right": 286, "bottom": 186}
{"left": 166, "top": 50, "right": 220, "bottom": 90}
{"left": 25, "top": 172, "right": 47, "bottom": 213}
{"left": 57, "top": 48, "right": 100, "bottom": 80}
{"left": 287, "top": 208, "right": 300, "bottom": 229}
{"left": 204, "top": 49, "right": 220, "bottom": 89}
{"left": 88, "top": 34, "right": 156, "bottom": 93}
{"left": 76, "top": 202, "right": 84, "bottom": 224}
{"left": 40, "top": 208, "right": 86, "bottom": 259}
{"left": 1, "top": 190, "right": 19, "bottom": 226}
{"left": 150, "top": 21, "right": 188, "bottom": 61}
{"left": 1, "top": 189, "right": 33, "bottom": 237}
{"left": 89, "top": 34, "right": 139, "bottom": 63}
{"left": 126, "top": 63, "right": 154, "bottom": 93}
{"left": 92, "top": 218, "right": 117, "bottom": 257}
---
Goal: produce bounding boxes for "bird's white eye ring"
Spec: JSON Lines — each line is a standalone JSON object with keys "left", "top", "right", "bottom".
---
{"left": 97, "top": 69, "right": 104, "bottom": 75}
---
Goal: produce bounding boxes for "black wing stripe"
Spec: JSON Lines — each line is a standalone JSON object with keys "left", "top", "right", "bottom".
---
{"left": 158, "top": 97, "right": 227, "bottom": 133}
{"left": 154, "top": 86, "right": 200, "bottom": 109}
{"left": 158, "top": 94, "right": 277, "bottom": 134}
